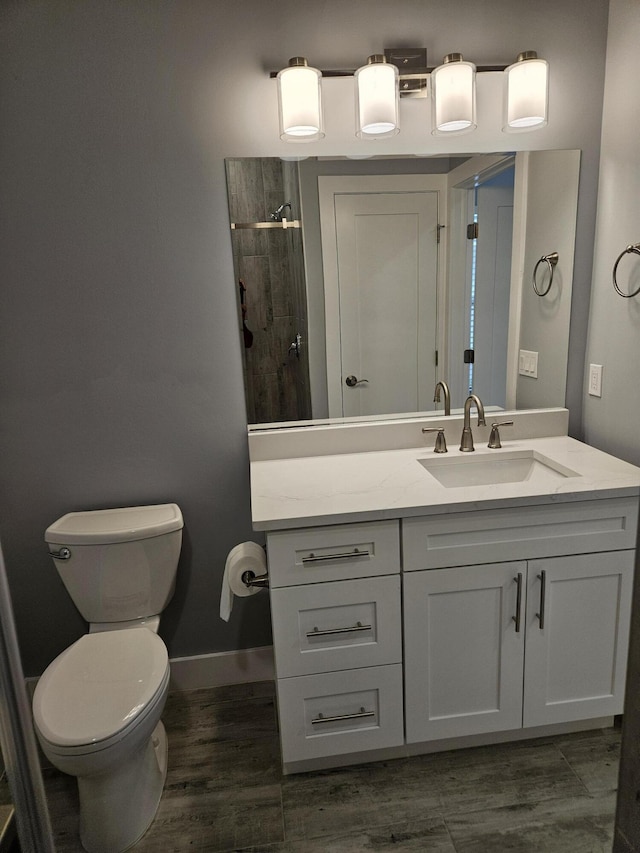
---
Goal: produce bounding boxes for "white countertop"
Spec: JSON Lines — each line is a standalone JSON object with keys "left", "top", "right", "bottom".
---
{"left": 250, "top": 436, "right": 640, "bottom": 531}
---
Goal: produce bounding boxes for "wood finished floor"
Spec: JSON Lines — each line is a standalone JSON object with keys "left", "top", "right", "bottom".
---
{"left": 38, "top": 681, "right": 621, "bottom": 852}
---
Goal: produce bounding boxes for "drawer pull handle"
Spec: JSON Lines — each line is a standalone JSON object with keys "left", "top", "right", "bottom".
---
{"left": 306, "top": 621, "right": 372, "bottom": 639}
{"left": 512, "top": 572, "right": 523, "bottom": 633}
{"left": 536, "top": 570, "right": 547, "bottom": 629}
{"left": 302, "top": 548, "right": 370, "bottom": 564}
{"left": 311, "top": 707, "right": 375, "bottom": 725}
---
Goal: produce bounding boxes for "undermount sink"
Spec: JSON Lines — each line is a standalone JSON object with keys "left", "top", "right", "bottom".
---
{"left": 418, "top": 449, "right": 580, "bottom": 488}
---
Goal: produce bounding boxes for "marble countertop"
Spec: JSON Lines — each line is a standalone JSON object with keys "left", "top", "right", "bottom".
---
{"left": 250, "top": 436, "right": 640, "bottom": 531}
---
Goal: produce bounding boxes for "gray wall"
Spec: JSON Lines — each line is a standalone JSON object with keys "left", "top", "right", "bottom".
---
{"left": 584, "top": 0, "right": 640, "bottom": 467}
{"left": 515, "top": 150, "right": 580, "bottom": 410}
{"left": 0, "top": 0, "right": 609, "bottom": 676}
{"left": 586, "top": 1, "right": 640, "bottom": 849}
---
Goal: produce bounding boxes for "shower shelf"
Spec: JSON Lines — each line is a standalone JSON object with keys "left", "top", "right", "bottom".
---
{"left": 231, "top": 219, "right": 301, "bottom": 230}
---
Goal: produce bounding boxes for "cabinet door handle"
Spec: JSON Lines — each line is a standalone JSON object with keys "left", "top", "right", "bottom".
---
{"left": 512, "top": 572, "right": 523, "bottom": 632}
{"left": 301, "top": 548, "right": 370, "bottom": 564}
{"left": 306, "top": 621, "right": 372, "bottom": 639}
{"left": 536, "top": 570, "right": 546, "bottom": 629}
{"left": 311, "top": 707, "right": 375, "bottom": 725}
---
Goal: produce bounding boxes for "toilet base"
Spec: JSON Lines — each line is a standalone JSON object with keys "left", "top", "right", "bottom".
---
{"left": 78, "top": 721, "right": 168, "bottom": 853}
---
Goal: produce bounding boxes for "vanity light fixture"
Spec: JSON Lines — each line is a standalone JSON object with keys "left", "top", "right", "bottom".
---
{"left": 431, "top": 53, "right": 476, "bottom": 135}
{"left": 272, "top": 48, "right": 548, "bottom": 140}
{"left": 355, "top": 55, "right": 400, "bottom": 138}
{"left": 503, "top": 51, "right": 549, "bottom": 132}
{"left": 276, "top": 57, "right": 324, "bottom": 142}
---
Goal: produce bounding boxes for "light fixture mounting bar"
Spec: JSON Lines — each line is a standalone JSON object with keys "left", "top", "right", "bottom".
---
{"left": 269, "top": 64, "right": 509, "bottom": 78}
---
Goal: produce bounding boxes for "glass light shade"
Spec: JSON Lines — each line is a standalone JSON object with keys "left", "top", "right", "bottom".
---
{"left": 431, "top": 56, "right": 476, "bottom": 135}
{"left": 504, "top": 54, "right": 548, "bottom": 132}
{"left": 277, "top": 58, "right": 324, "bottom": 142}
{"left": 355, "top": 57, "right": 399, "bottom": 138}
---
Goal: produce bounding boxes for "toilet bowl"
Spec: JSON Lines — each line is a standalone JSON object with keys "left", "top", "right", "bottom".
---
{"left": 34, "top": 503, "right": 183, "bottom": 853}
{"left": 33, "top": 627, "right": 171, "bottom": 853}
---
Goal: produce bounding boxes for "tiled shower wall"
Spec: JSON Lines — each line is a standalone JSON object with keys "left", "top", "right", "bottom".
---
{"left": 226, "top": 158, "right": 311, "bottom": 425}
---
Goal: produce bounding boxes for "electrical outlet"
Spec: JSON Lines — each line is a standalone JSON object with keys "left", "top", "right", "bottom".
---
{"left": 589, "top": 364, "right": 603, "bottom": 397}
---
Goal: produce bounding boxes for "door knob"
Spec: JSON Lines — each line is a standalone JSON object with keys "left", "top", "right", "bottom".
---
{"left": 345, "top": 375, "right": 369, "bottom": 387}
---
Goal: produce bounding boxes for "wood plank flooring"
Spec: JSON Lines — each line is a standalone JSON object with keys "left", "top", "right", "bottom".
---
{"left": 38, "top": 681, "right": 620, "bottom": 852}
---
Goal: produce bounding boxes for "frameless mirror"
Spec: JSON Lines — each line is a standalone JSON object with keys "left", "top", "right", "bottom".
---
{"left": 225, "top": 151, "right": 580, "bottom": 428}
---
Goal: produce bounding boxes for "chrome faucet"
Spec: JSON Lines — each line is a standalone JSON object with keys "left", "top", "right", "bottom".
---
{"left": 433, "top": 380, "right": 451, "bottom": 416}
{"left": 460, "top": 394, "right": 486, "bottom": 452}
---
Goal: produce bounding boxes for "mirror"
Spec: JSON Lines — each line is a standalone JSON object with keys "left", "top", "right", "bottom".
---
{"left": 226, "top": 151, "right": 580, "bottom": 428}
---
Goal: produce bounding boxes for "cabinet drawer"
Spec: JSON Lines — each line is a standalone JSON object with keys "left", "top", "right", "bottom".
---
{"left": 403, "top": 497, "right": 639, "bottom": 570}
{"left": 276, "top": 664, "right": 404, "bottom": 764}
{"left": 271, "top": 575, "right": 401, "bottom": 678}
{"left": 266, "top": 520, "right": 400, "bottom": 587}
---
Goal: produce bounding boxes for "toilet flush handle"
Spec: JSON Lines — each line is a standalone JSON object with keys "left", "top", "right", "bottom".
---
{"left": 49, "top": 547, "right": 71, "bottom": 560}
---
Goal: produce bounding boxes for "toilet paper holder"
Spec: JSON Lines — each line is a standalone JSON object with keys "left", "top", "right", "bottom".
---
{"left": 241, "top": 570, "right": 269, "bottom": 589}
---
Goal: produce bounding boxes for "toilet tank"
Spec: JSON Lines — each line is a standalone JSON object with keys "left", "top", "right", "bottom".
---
{"left": 45, "top": 504, "right": 183, "bottom": 624}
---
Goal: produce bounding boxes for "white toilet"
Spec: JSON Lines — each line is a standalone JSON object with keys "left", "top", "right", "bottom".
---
{"left": 32, "top": 503, "right": 183, "bottom": 853}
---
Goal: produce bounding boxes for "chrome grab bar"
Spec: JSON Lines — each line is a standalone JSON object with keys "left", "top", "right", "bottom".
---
{"left": 311, "top": 707, "right": 375, "bottom": 725}
{"left": 49, "top": 548, "right": 71, "bottom": 561}
{"left": 306, "top": 621, "right": 372, "bottom": 639}
{"left": 302, "top": 548, "right": 370, "bottom": 564}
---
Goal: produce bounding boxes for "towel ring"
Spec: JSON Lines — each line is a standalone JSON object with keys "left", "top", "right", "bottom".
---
{"left": 612, "top": 244, "right": 640, "bottom": 298}
{"left": 532, "top": 252, "right": 559, "bottom": 297}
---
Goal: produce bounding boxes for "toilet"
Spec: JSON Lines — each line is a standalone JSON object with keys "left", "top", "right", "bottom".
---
{"left": 32, "top": 503, "right": 183, "bottom": 853}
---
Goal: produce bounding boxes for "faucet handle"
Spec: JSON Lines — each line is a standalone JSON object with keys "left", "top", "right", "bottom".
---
{"left": 488, "top": 421, "right": 514, "bottom": 449}
{"left": 422, "top": 426, "right": 448, "bottom": 453}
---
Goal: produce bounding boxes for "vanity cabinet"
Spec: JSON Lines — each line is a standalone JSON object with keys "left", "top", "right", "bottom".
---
{"left": 404, "top": 551, "right": 634, "bottom": 744}
{"left": 267, "top": 520, "right": 404, "bottom": 766}
{"left": 265, "top": 496, "right": 638, "bottom": 772}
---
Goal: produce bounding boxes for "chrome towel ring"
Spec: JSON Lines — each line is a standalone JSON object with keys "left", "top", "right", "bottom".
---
{"left": 612, "top": 243, "right": 640, "bottom": 298}
{"left": 532, "top": 252, "right": 559, "bottom": 297}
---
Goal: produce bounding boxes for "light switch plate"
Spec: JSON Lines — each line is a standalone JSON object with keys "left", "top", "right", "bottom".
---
{"left": 589, "top": 364, "right": 603, "bottom": 397}
{"left": 519, "top": 349, "right": 538, "bottom": 378}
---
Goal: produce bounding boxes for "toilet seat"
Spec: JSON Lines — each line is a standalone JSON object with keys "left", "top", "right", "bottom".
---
{"left": 33, "top": 627, "right": 169, "bottom": 753}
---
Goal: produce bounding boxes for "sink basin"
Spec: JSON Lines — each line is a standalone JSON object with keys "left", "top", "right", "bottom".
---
{"left": 418, "top": 450, "right": 580, "bottom": 488}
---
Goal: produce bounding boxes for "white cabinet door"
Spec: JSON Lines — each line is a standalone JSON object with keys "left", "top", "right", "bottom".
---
{"left": 404, "top": 562, "right": 526, "bottom": 743}
{"left": 523, "top": 550, "right": 635, "bottom": 727}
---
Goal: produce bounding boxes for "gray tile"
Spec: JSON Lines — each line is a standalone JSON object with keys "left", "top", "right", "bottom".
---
{"left": 42, "top": 771, "right": 83, "bottom": 853}
{"left": 38, "top": 680, "right": 622, "bottom": 853}
{"left": 282, "top": 759, "right": 441, "bottom": 841}
{"left": 168, "top": 680, "right": 275, "bottom": 708}
{"left": 248, "top": 816, "right": 455, "bottom": 852}
{"left": 414, "top": 739, "right": 589, "bottom": 816}
{"left": 557, "top": 726, "right": 621, "bottom": 793}
{"left": 165, "top": 734, "right": 282, "bottom": 789}
{"left": 134, "top": 782, "right": 284, "bottom": 852}
{"left": 446, "top": 790, "right": 617, "bottom": 853}
{"left": 235, "top": 158, "right": 266, "bottom": 222}
{"left": 163, "top": 692, "right": 277, "bottom": 746}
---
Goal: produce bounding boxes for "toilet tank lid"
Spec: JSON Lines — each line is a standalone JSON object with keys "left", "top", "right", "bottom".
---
{"left": 45, "top": 504, "right": 183, "bottom": 545}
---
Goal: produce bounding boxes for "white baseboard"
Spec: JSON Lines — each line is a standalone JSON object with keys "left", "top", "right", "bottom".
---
{"left": 168, "top": 645, "right": 275, "bottom": 691}
{"left": 25, "top": 645, "right": 275, "bottom": 696}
